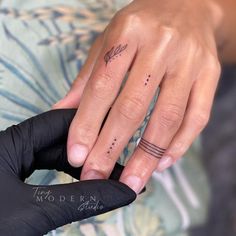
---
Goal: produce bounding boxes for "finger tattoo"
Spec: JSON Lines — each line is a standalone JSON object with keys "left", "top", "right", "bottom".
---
{"left": 104, "top": 44, "right": 128, "bottom": 66}
{"left": 145, "top": 74, "right": 151, "bottom": 86}
{"left": 138, "top": 138, "right": 166, "bottom": 159}
{"left": 107, "top": 138, "right": 117, "bottom": 154}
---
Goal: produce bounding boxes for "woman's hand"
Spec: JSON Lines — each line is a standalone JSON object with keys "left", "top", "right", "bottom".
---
{"left": 54, "top": 0, "right": 223, "bottom": 193}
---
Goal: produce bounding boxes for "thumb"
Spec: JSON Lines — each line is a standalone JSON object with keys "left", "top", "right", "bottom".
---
{"left": 26, "top": 180, "right": 136, "bottom": 235}
{"left": 53, "top": 34, "right": 104, "bottom": 109}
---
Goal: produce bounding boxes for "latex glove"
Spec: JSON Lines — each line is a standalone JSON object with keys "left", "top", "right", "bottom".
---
{"left": 0, "top": 109, "right": 137, "bottom": 236}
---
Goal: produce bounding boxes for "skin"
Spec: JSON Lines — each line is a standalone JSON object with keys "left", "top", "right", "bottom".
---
{"left": 54, "top": 0, "right": 236, "bottom": 194}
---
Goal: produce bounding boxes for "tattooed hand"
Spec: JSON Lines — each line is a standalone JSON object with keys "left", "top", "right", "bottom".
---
{"left": 53, "top": 0, "right": 224, "bottom": 193}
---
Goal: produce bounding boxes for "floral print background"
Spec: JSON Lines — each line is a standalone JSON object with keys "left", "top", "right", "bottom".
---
{"left": 0, "top": 1, "right": 209, "bottom": 235}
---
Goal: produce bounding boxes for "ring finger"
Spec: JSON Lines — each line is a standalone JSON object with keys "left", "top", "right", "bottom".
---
{"left": 119, "top": 58, "right": 196, "bottom": 193}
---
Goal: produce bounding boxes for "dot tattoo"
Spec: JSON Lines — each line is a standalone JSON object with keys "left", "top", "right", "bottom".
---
{"left": 107, "top": 138, "right": 117, "bottom": 154}
{"left": 138, "top": 138, "right": 166, "bottom": 159}
{"left": 104, "top": 44, "right": 128, "bottom": 66}
{"left": 145, "top": 74, "right": 151, "bottom": 86}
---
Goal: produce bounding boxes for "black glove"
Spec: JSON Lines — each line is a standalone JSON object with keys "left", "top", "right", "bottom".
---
{"left": 0, "top": 109, "right": 138, "bottom": 236}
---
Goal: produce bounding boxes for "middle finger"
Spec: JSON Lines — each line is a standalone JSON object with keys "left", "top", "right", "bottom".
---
{"left": 80, "top": 44, "right": 168, "bottom": 180}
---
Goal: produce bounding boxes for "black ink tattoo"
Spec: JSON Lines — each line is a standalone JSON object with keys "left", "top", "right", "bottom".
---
{"left": 104, "top": 44, "right": 128, "bottom": 66}
{"left": 138, "top": 138, "right": 166, "bottom": 159}
{"left": 145, "top": 74, "right": 151, "bottom": 86}
{"left": 107, "top": 138, "right": 117, "bottom": 154}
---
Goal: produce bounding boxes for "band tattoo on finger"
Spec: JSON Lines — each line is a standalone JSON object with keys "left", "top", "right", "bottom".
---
{"left": 138, "top": 138, "right": 166, "bottom": 159}
{"left": 145, "top": 74, "right": 151, "bottom": 86}
{"left": 107, "top": 138, "right": 117, "bottom": 154}
{"left": 104, "top": 44, "right": 128, "bottom": 66}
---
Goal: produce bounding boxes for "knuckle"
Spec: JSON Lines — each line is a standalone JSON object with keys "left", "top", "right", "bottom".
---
{"left": 206, "top": 55, "right": 222, "bottom": 76}
{"left": 113, "top": 9, "right": 128, "bottom": 22}
{"left": 121, "top": 11, "right": 142, "bottom": 25}
{"left": 171, "top": 141, "right": 187, "bottom": 157}
{"left": 158, "top": 104, "right": 184, "bottom": 129}
{"left": 113, "top": 10, "right": 142, "bottom": 31}
{"left": 215, "top": 60, "right": 222, "bottom": 76}
{"left": 89, "top": 73, "right": 115, "bottom": 99}
{"left": 159, "top": 26, "right": 178, "bottom": 41}
{"left": 182, "top": 36, "right": 199, "bottom": 55}
{"left": 76, "top": 123, "right": 96, "bottom": 143}
{"left": 193, "top": 112, "right": 210, "bottom": 130}
{"left": 117, "top": 94, "right": 146, "bottom": 121}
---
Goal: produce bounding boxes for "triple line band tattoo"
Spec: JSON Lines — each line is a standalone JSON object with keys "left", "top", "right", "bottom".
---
{"left": 104, "top": 43, "right": 128, "bottom": 66}
{"left": 138, "top": 138, "right": 166, "bottom": 159}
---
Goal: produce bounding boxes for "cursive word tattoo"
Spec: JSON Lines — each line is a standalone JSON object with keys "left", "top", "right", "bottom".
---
{"left": 104, "top": 44, "right": 128, "bottom": 66}
{"left": 138, "top": 138, "right": 166, "bottom": 159}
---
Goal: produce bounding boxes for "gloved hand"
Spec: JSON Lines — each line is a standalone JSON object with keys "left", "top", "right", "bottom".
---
{"left": 0, "top": 109, "right": 137, "bottom": 236}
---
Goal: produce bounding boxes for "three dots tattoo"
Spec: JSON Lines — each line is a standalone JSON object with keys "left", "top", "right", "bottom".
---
{"left": 145, "top": 74, "right": 151, "bottom": 86}
{"left": 107, "top": 138, "right": 117, "bottom": 154}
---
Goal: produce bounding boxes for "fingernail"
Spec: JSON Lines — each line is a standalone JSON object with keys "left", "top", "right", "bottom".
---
{"left": 158, "top": 156, "right": 173, "bottom": 172}
{"left": 122, "top": 175, "right": 143, "bottom": 194}
{"left": 68, "top": 144, "right": 88, "bottom": 167}
{"left": 83, "top": 170, "right": 104, "bottom": 180}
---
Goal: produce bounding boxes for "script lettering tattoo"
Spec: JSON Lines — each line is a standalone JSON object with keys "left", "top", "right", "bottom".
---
{"left": 138, "top": 138, "right": 166, "bottom": 159}
{"left": 104, "top": 44, "right": 128, "bottom": 66}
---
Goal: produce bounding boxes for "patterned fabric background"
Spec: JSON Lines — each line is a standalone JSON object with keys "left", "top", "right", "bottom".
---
{"left": 0, "top": 1, "right": 209, "bottom": 235}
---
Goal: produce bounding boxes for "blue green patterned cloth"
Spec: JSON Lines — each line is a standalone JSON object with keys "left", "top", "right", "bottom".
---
{"left": 0, "top": 1, "right": 209, "bottom": 235}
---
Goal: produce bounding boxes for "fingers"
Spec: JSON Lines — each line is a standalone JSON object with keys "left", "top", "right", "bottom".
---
{"left": 118, "top": 53, "right": 221, "bottom": 193}
{"left": 24, "top": 180, "right": 136, "bottom": 235}
{"left": 23, "top": 109, "right": 77, "bottom": 152}
{"left": 119, "top": 60, "right": 194, "bottom": 193}
{"left": 34, "top": 143, "right": 130, "bottom": 182}
{"left": 0, "top": 109, "right": 76, "bottom": 178}
{"left": 67, "top": 35, "right": 138, "bottom": 167}
{"left": 79, "top": 41, "right": 170, "bottom": 181}
{"left": 156, "top": 61, "right": 221, "bottom": 171}
{"left": 53, "top": 34, "right": 104, "bottom": 109}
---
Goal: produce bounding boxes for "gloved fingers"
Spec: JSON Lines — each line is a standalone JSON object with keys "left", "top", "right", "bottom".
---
{"left": 19, "top": 109, "right": 77, "bottom": 153}
{"left": 34, "top": 143, "right": 127, "bottom": 180}
{"left": 26, "top": 180, "right": 136, "bottom": 235}
{"left": 0, "top": 109, "right": 76, "bottom": 178}
{"left": 24, "top": 108, "right": 111, "bottom": 179}
{"left": 34, "top": 144, "right": 146, "bottom": 193}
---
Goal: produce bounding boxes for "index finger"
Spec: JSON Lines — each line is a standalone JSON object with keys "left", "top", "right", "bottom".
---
{"left": 67, "top": 34, "right": 138, "bottom": 167}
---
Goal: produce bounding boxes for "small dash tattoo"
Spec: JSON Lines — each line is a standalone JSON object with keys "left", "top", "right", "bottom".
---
{"left": 104, "top": 44, "right": 128, "bottom": 66}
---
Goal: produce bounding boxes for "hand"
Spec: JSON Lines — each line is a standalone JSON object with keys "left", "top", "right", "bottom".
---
{"left": 54, "top": 0, "right": 222, "bottom": 193}
{"left": 0, "top": 109, "right": 137, "bottom": 236}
